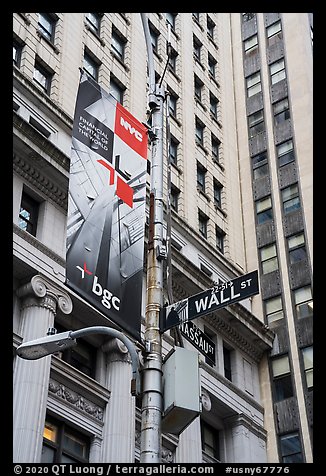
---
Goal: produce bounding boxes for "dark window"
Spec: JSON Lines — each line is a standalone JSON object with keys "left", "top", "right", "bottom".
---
{"left": 207, "top": 16, "right": 215, "bottom": 40}
{"left": 168, "top": 47, "right": 178, "bottom": 72}
{"left": 193, "top": 36, "right": 202, "bottom": 62}
{"left": 41, "top": 416, "right": 90, "bottom": 463}
{"left": 111, "top": 28, "right": 126, "bottom": 62}
{"left": 86, "top": 13, "right": 101, "bottom": 35}
{"left": 170, "top": 185, "right": 180, "bottom": 212}
{"left": 168, "top": 92, "right": 177, "bottom": 118}
{"left": 169, "top": 136, "right": 178, "bottom": 166}
{"left": 256, "top": 196, "right": 273, "bottom": 224}
{"left": 110, "top": 77, "right": 124, "bottom": 104}
{"left": 213, "top": 180, "right": 222, "bottom": 208}
{"left": 19, "top": 192, "right": 39, "bottom": 236}
{"left": 223, "top": 345, "right": 232, "bottom": 381}
{"left": 83, "top": 52, "right": 99, "bottom": 81}
{"left": 201, "top": 421, "right": 220, "bottom": 460}
{"left": 279, "top": 433, "right": 304, "bottom": 463}
{"left": 215, "top": 226, "right": 225, "bottom": 253}
{"left": 208, "top": 54, "right": 217, "bottom": 78}
{"left": 166, "top": 13, "right": 176, "bottom": 31}
{"left": 252, "top": 151, "right": 267, "bottom": 167}
{"left": 192, "top": 13, "right": 200, "bottom": 22}
{"left": 197, "top": 163, "right": 206, "bottom": 192}
{"left": 211, "top": 134, "right": 220, "bottom": 163}
{"left": 273, "top": 98, "right": 290, "bottom": 124}
{"left": 277, "top": 140, "right": 294, "bottom": 166}
{"left": 281, "top": 184, "right": 300, "bottom": 213}
{"left": 253, "top": 163, "right": 269, "bottom": 180}
{"left": 38, "top": 13, "right": 56, "bottom": 43}
{"left": 33, "top": 61, "right": 52, "bottom": 94}
{"left": 195, "top": 118, "right": 204, "bottom": 146}
{"left": 210, "top": 93, "right": 218, "bottom": 119}
{"left": 287, "top": 233, "right": 307, "bottom": 264}
{"left": 198, "top": 211, "right": 208, "bottom": 238}
{"left": 272, "top": 355, "right": 293, "bottom": 401}
{"left": 194, "top": 75, "right": 204, "bottom": 101}
{"left": 248, "top": 110, "right": 265, "bottom": 137}
{"left": 149, "top": 24, "right": 159, "bottom": 52}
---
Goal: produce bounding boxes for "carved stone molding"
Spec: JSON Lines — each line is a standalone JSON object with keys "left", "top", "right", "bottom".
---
{"left": 201, "top": 388, "right": 212, "bottom": 412}
{"left": 102, "top": 337, "right": 131, "bottom": 364}
{"left": 49, "top": 378, "right": 104, "bottom": 422}
{"left": 161, "top": 447, "right": 174, "bottom": 463}
{"left": 16, "top": 274, "right": 73, "bottom": 315}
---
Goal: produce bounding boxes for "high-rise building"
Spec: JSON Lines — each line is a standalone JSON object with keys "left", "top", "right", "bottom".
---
{"left": 13, "top": 13, "right": 312, "bottom": 464}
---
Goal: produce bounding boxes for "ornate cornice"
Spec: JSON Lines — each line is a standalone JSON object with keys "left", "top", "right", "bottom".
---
{"left": 13, "top": 153, "right": 68, "bottom": 210}
{"left": 16, "top": 274, "right": 73, "bottom": 315}
{"left": 49, "top": 378, "right": 104, "bottom": 422}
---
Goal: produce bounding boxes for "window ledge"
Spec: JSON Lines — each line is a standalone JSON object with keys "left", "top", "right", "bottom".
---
{"left": 197, "top": 187, "right": 210, "bottom": 202}
{"left": 110, "top": 50, "right": 130, "bottom": 72}
{"left": 36, "top": 31, "right": 60, "bottom": 55}
{"left": 214, "top": 204, "right": 227, "bottom": 218}
{"left": 84, "top": 22, "right": 106, "bottom": 47}
{"left": 212, "top": 159, "right": 225, "bottom": 172}
{"left": 196, "top": 141, "right": 209, "bottom": 156}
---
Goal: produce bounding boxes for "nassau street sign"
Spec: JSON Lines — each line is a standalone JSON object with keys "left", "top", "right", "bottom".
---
{"left": 179, "top": 320, "right": 216, "bottom": 364}
{"left": 160, "top": 270, "right": 259, "bottom": 332}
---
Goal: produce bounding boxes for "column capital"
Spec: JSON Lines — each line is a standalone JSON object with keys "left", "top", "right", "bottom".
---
{"left": 102, "top": 337, "right": 131, "bottom": 364}
{"left": 16, "top": 274, "right": 73, "bottom": 315}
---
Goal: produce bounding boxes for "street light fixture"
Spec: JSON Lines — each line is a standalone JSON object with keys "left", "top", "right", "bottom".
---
{"left": 16, "top": 326, "right": 141, "bottom": 396}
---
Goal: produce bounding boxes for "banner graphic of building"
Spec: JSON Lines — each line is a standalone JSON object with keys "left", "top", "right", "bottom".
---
{"left": 66, "top": 71, "right": 147, "bottom": 342}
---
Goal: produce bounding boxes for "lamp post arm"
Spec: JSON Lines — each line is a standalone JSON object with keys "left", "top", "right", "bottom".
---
{"left": 69, "top": 326, "right": 140, "bottom": 395}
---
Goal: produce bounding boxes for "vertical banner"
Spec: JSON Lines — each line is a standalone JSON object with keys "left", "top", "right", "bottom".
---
{"left": 66, "top": 72, "right": 147, "bottom": 342}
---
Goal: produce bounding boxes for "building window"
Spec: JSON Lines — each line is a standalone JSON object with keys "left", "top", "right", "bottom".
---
{"left": 168, "top": 47, "right": 178, "bottom": 73}
{"left": 244, "top": 35, "right": 258, "bottom": 55}
{"left": 302, "top": 346, "right": 313, "bottom": 390}
{"left": 166, "top": 13, "right": 176, "bottom": 31}
{"left": 256, "top": 196, "right": 273, "bottom": 224}
{"left": 253, "top": 162, "right": 269, "bottom": 180}
{"left": 248, "top": 109, "right": 265, "bottom": 137}
{"left": 273, "top": 98, "right": 290, "bottom": 124}
{"left": 149, "top": 24, "right": 159, "bottom": 53}
{"left": 208, "top": 53, "right": 217, "bottom": 78}
{"left": 272, "top": 355, "right": 293, "bottom": 401}
{"left": 170, "top": 185, "right": 180, "bottom": 212}
{"left": 18, "top": 192, "right": 40, "bottom": 236}
{"left": 213, "top": 180, "right": 222, "bottom": 208}
{"left": 38, "top": 13, "right": 56, "bottom": 43}
{"left": 267, "top": 21, "right": 283, "bottom": 46}
{"left": 287, "top": 233, "right": 307, "bottom": 264}
{"left": 198, "top": 211, "right": 208, "bottom": 238}
{"left": 168, "top": 92, "right": 177, "bottom": 118}
{"left": 207, "top": 16, "right": 215, "bottom": 40}
{"left": 223, "top": 345, "right": 232, "bottom": 381}
{"left": 201, "top": 421, "right": 220, "bottom": 461}
{"left": 215, "top": 226, "right": 225, "bottom": 253}
{"left": 193, "top": 36, "right": 202, "bottom": 62}
{"left": 110, "top": 77, "right": 124, "bottom": 104}
{"left": 192, "top": 13, "right": 200, "bottom": 22}
{"left": 41, "top": 416, "right": 90, "bottom": 463}
{"left": 270, "top": 59, "right": 286, "bottom": 85}
{"left": 294, "top": 286, "right": 313, "bottom": 319}
{"left": 279, "top": 433, "right": 304, "bottom": 463}
{"left": 169, "top": 136, "right": 178, "bottom": 166}
{"left": 277, "top": 139, "right": 294, "bottom": 166}
{"left": 252, "top": 151, "right": 267, "bottom": 167}
{"left": 195, "top": 118, "right": 204, "bottom": 146}
{"left": 83, "top": 52, "right": 99, "bottom": 81}
{"left": 265, "top": 296, "right": 284, "bottom": 324}
{"left": 86, "top": 13, "right": 101, "bottom": 35}
{"left": 111, "top": 28, "right": 126, "bottom": 62}
{"left": 211, "top": 134, "right": 221, "bottom": 163}
{"left": 242, "top": 13, "right": 256, "bottom": 22}
{"left": 261, "top": 244, "right": 278, "bottom": 274}
{"left": 210, "top": 93, "right": 219, "bottom": 119}
{"left": 33, "top": 61, "right": 52, "bottom": 94}
{"left": 194, "top": 75, "right": 204, "bottom": 102}
{"left": 246, "top": 72, "right": 261, "bottom": 97}
{"left": 281, "top": 184, "right": 300, "bottom": 214}
{"left": 13, "top": 39, "right": 23, "bottom": 67}
{"left": 197, "top": 163, "right": 206, "bottom": 193}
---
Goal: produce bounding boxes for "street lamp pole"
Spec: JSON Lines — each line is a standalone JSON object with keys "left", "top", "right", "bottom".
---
{"left": 140, "top": 13, "right": 165, "bottom": 463}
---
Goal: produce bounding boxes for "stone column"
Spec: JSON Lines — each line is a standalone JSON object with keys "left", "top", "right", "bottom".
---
{"left": 175, "top": 416, "right": 202, "bottom": 462}
{"left": 101, "top": 338, "right": 135, "bottom": 462}
{"left": 13, "top": 275, "right": 73, "bottom": 463}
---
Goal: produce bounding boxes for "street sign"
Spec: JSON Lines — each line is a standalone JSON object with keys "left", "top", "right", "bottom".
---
{"left": 179, "top": 320, "right": 216, "bottom": 364}
{"left": 160, "top": 270, "right": 259, "bottom": 332}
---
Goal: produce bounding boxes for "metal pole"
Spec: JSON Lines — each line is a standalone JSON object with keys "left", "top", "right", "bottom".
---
{"left": 140, "top": 13, "right": 165, "bottom": 463}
